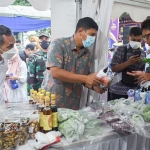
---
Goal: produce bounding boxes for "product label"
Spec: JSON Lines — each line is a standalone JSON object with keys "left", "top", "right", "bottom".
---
{"left": 45, "top": 100, "right": 50, "bottom": 107}
{"left": 40, "top": 112, "right": 44, "bottom": 127}
{"left": 52, "top": 112, "right": 58, "bottom": 127}
{"left": 43, "top": 114, "right": 52, "bottom": 130}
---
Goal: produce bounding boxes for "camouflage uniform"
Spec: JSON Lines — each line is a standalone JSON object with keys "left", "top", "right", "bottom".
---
{"left": 27, "top": 49, "right": 47, "bottom": 94}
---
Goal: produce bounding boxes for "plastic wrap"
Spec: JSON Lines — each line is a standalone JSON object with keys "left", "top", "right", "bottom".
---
{"left": 58, "top": 108, "right": 86, "bottom": 123}
{"left": 111, "top": 121, "right": 134, "bottom": 134}
{"left": 83, "top": 119, "right": 113, "bottom": 139}
{"left": 58, "top": 118, "right": 85, "bottom": 142}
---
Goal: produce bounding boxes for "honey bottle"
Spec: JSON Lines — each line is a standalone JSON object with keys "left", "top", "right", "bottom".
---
{"left": 51, "top": 94, "right": 58, "bottom": 131}
{"left": 43, "top": 95, "right": 52, "bottom": 133}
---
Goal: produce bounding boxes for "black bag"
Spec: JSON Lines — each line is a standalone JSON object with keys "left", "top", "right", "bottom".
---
{"left": 121, "top": 46, "right": 138, "bottom": 87}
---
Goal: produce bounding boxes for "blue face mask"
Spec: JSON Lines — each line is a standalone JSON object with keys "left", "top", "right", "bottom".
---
{"left": 81, "top": 32, "right": 96, "bottom": 48}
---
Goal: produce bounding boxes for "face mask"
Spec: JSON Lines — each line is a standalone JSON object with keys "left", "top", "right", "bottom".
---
{"left": 81, "top": 32, "right": 96, "bottom": 48}
{"left": 16, "top": 45, "right": 21, "bottom": 49}
{"left": 129, "top": 41, "right": 141, "bottom": 49}
{"left": 0, "top": 47, "right": 16, "bottom": 60}
{"left": 40, "top": 40, "right": 50, "bottom": 49}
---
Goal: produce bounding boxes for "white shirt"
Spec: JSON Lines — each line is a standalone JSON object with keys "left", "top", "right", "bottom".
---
{"left": 4, "top": 61, "right": 28, "bottom": 102}
{"left": 0, "top": 59, "right": 8, "bottom": 103}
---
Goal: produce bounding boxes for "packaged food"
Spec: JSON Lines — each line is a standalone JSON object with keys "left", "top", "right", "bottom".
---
{"left": 19, "top": 117, "right": 30, "bottom": 145}
{"left": 111, "top": 121, "right": 134, "bottom": 134}
{"left": 3, "top": 120, "right": 20, "bottom": 150}
{"left": 28, "top": 120, "right": 39, "bottom": 139}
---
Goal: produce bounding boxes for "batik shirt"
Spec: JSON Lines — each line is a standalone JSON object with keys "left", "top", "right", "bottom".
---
{"left": 41, "top": 36, "right": 92, "bottom": 110}
{"left": 27, "top": 49, "right": 47, "bottom": 94}
{"left": 109, "top": 44, "right": 145, "bottom": 95}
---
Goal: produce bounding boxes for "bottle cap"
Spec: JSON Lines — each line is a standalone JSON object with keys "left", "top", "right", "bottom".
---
{"left": 30, "top": 89, "right": 34, "bottom": 92}
{"left": 51, "top": 94, "right": 56, "bottom": 99}
{"left": 46, "top": 92, "right": 50, "bottom": 96}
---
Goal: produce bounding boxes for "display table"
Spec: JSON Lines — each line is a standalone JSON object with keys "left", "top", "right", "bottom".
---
{"left": 18, "top": 131, "right": 150, "bottom": 150}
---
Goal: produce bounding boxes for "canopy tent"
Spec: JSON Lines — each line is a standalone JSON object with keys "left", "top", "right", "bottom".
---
{"left": 112, "top": 0, "right": 150, "bottom": 22}
{"left": 0, "top": 5, "right": 51, "bottom": 32}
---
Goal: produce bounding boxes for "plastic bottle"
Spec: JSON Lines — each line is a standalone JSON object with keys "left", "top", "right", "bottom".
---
{"left": 96, "top": 67, "right": 109, "bottom": 88}
{"left": 9, "top": 73, "right": 18, "bottom": 89}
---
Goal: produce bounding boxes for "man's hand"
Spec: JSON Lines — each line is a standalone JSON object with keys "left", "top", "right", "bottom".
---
{"left": 127, "top": 55, "right": 141, "bottom": 65}
{"left": 127, "top": 71, "right": 150, "bottom": 84}
{"left": 93, "top": 85, "right": 107, "bottom": 94}
{"left": 85, "top": 73, "right": 104, "bottom": 86}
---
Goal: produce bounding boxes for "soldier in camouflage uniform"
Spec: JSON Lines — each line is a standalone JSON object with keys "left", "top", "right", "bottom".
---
{"left": 27, "top": 33, "right": 50, "bottom": 94}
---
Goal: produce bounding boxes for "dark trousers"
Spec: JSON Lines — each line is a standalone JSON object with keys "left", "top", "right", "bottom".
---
{"left": 108, "top": 89, "right": 128, "bottom": 101}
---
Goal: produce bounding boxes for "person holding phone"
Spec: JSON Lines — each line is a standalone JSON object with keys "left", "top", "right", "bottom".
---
{"left": 108, "top": 27, "right": 145, "bottom": 100}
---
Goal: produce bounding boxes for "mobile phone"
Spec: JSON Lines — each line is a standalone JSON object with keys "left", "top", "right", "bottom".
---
{"left": 134, "top": 50, "right": 141, "bottom": 57}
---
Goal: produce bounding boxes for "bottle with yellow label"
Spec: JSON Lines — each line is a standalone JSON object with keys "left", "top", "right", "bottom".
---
{"left": 51, "top": 94, "right": 58, "bottom": 131}
{"left": 39, "top": 94, "right": 45, "bottom": 132}
{"left": 35, "top": 92, "right": 40, "bottom": 113}
{"left": 33, "top": 91, "right": 37, "bottom": 104}
{"left": 43, "top": 95, "right": 52, "bottom": 133}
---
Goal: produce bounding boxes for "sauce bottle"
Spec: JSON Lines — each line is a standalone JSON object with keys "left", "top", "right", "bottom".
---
{"left": 51, "top": 94, "right": 58, "bottom": 131}
{"left": 43, "top": 95, "right": 52, "bottom": 133}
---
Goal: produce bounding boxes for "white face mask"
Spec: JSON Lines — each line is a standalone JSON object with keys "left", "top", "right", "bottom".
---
{"left": 129, "top": 41, "right": 141, "bottom": 49}
{"left": 0, "top": 47, "right": 16, "bottom": 60}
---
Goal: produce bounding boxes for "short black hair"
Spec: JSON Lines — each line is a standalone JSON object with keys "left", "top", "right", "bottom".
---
{"left": 75, "top": 17, "right": 98, "bottom": 33}
{"left": 25, "top": 43, "right": 36, "bottom": 51}
{"left": 141, "top": 19, "right": 150, "bottom": 31}
{"left": 0, "top": 25, "right": 12, "bottom": 47}
{"left": 16, "top": 39, "right": 21, "bottom": 43}
{"left": 129, "top": 27, "right": 142, "bottom": 36}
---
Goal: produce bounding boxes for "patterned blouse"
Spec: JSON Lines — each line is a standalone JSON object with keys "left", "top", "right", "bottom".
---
{"left": 42, "top": 36, "right": 92, "bottom": 110}
{"left": 109, "top": 44, "right": 145, "bottom": 95}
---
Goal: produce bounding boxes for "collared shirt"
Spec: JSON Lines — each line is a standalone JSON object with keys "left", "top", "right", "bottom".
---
{"left": 27, "top": 49, "right": 47, "bottom": 94}
{"left": 41, "top": 35, "right": 92, "bottom": 110}
{"left": 19, "top": 50, "right": 26, "bottom": 63}
{"left": 109, "top": 44, "right": 146, "bottom": 95}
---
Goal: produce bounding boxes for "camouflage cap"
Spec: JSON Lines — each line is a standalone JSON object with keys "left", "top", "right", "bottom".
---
{"left": 39, "top": 32, "right": 50, "bottom": 39}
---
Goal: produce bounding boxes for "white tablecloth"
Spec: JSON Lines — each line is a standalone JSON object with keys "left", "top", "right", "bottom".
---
{"left": 18, "top": 131, "right": 150, "bottom": 150}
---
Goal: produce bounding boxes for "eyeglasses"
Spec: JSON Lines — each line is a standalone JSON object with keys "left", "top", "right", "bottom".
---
{"left": 142, "top": 33, "right": 150, "bottom": 39}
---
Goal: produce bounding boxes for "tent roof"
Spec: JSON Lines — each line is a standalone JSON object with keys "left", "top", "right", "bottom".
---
{"left": 112, "top": 0, "right": 150, "bottom": 22}
{"left": 0, "top": 5, "right": 51, "bottom": 20}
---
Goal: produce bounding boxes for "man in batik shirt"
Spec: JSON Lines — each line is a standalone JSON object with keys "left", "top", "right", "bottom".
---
{"left": 42, "top": 17, "right": 106, "bottom": 110}
{"left": 27, "top": 33, "right": 50, "bottom": 94}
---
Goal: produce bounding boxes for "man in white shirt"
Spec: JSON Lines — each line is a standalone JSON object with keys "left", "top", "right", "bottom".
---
{"left": 0, "top": 25, "right": 15, "bottom": 102}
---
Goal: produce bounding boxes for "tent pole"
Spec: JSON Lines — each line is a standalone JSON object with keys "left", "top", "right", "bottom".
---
{"left": 75, "top": 0, "right": 82, "bottom": 23}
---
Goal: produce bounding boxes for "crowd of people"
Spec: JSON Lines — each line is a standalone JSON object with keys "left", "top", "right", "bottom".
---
{"left": 1, "top": 17, "right": 150, "bottom": 109}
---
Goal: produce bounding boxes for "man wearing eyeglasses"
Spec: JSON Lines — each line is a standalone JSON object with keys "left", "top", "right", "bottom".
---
{"left": 109, "top": 27, "right": 145, "bottom": 100}
{"left": 128, "top": 19, "right": 150, "bottom": 84}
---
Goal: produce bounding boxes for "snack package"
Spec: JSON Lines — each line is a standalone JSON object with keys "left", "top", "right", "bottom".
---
{"left": 58, "top": 118, "right": 85, "bottom": 142}
{"left": 3, "top": 118, "right": 20, "bottom": 150}
{"left": 19, "top": 117, "right": 30, "bottom": 145}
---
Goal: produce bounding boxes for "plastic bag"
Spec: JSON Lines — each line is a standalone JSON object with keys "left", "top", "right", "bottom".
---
{"left": 58, "top": 108, "right": 86, "bottom": 123}
{"left": 84, "top": 119, "right": 113, "bottom": 139}
{"left": 58, "top": 118, "right": 85, "bottom": 142}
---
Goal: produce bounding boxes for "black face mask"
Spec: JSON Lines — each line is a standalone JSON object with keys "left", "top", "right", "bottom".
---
{"left": 40, "top": 40, "right": 50, "bottom": 49}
